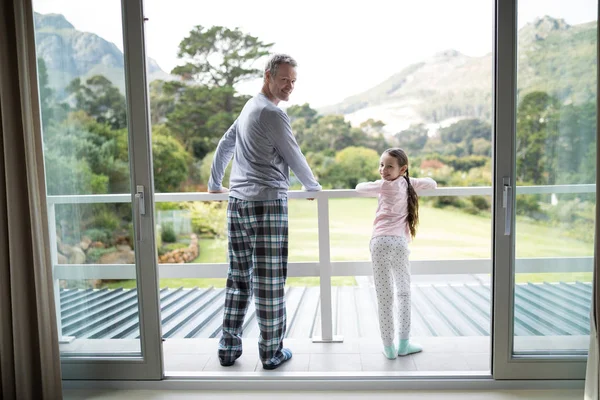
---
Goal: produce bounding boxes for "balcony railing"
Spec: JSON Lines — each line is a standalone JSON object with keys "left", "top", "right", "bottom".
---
{"left": 47, "top": 185, "right": 596, "bottom": 342}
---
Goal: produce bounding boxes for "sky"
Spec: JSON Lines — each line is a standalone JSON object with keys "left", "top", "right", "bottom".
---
{"left": 33, "top": 0, "right": 597, "bottom": 108}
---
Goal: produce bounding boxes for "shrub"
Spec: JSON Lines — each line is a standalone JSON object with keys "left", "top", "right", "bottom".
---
{"left": 516, "top": 195, "right": 541, "bottom": 216}
{"left": 188, "top": 202, "right": 227, "bottom": 238}
{"left": 469, "top": 195, "right": 490, "bottom": 211}
{"left": 432, "top": 196, "right": 469, "bottom": 209}
{"left": 548, "top": 198, "right": 595, "bottom": 242}
{"left": 420, "top": 159, "right": 445, "bottom": 170}
{"left": 83, "top": 228, "right": 112, "bottom": 244}
{"left": 161, "top": 222, "right": 177, "bottom": 243}
{"left": 464, "top": 205, "right": 481, "bottom": 215}
{"left": 156, "top": 202, "right": 185, "bottom": 211}
{"left": 86, "top": 247, "right": 117, "bottom": 263}
{"left": 92, "top": 210, "right": 121, "bottom": 231}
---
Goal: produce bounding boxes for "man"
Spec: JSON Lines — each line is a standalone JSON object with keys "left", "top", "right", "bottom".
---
{"left": 208, "top": 54, "right": 321, "bottom": 370}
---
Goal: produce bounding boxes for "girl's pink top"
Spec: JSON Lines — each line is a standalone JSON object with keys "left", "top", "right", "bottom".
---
{"left": 355, "top": 177, "right": 437, "bottom": 241}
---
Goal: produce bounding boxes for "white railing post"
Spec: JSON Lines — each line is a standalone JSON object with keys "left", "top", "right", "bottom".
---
{"left": 313, "top": 194, "right": 343, "bottom": 343}
{"left": 48, "top": 202, "right": 73, "bottom": 343}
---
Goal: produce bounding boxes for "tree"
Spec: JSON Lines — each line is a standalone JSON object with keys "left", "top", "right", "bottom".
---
{"left": 44, "top": 111, "right": 131, "bottom": 194}
{"left": 152, "top": 125, "right": 190, "bottom": 192}
{"left": 44, "top": 152, "right": 108, "bottom": 196}
{"left": 360, "top": 119, "right": 385, "bottom": 136}
{"left": 43, "top": 115, "right": 112, "bottom": 195}
{"left": 300, "top": 115, "right": 374, "bottom": 154}
{"left": 165, "top": 82, "right": 250, "bottom": 159}
{"left": 395, "top": 124, "right": 429, "bottom": 154}
{"left": 37, "top": 58, "right": 54, "bottom": 130}
{"left": 556, "top": 101, "right": 596, "bottom": 184}
{"left": 66, "top": 75, "right": 127, "bottom": 130}
{"left": 516, "top": 91, "right": 559, "bottom": 185}
{"left": 437, "top": 118, "right": 491, "bottom": 156}
{"left": 323, "top": 146, "right": 380, "bottom": 188}
{"left": 200, "top": 151, "right": 232, "bottom": 187}
{"left": 37, "top": 58, "right": 69, "bottom": 132}
{"left": 471, "top": 138, "right": 492, "bottom": 157}
{"left": 172, "top": 25, "right": 273, "bottom": 112}
{"left": 286, "top": 103, "right": 320, "bottom": 149}
{"left": 579, "top": 141, "right": 597, "bottom": 183}
{"left": 359, "top": 119, "right": 389, "bottom": 153}
{"left": 439, "top": 118, "right": 490, "bottom": 144}
{"left": 304, "top": 152, "right": 335, "bottom": 185}
{"left": 149, "top": 80, "right": 175, "bottom": 125}
{"left": 287, "top": 103, "right": 319, "bottom": 126}
{"left": 420, "top": 118, "right": 492, "bottom": 158}
{"left": 165, "top": 25, "right": 271, "bottom": 162}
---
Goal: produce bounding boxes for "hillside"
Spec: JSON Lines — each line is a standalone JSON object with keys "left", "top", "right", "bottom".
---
{"left": 320, "top": 16, "right": 597, "bottom": 134}
{"left": 33, "top": 12, "right": 174, "bottom": 99}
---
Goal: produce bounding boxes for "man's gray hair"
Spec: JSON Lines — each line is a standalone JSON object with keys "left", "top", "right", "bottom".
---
{"left": 264, "top": 54, "right": 297, "bottom": 78}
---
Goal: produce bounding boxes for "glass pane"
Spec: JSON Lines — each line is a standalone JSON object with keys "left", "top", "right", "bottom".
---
{"left": 32, "top": 1, "right": 142, "bottom": 357}
{"left": 514, "top": 0, "right": 597, "bottom": 355}
{"left": 325, "top": 1, "right": 494, "bottom": 373}
{"left": 144, "top": 0, "right": 493, "bottom": 374}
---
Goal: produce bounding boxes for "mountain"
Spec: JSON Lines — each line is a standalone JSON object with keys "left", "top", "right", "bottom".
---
{"left": 320, "top": 16, "right": 597, "bottom": 134}
{"left": 34, "top": 13, "right": 595, "bottom": 135}
{"left": 33, "top": 12, "right": 174, "bottom": 98}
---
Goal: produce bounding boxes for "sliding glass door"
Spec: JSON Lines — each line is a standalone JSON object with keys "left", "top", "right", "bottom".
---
{"left": 494, "top": 0, "right": 597, "bottom": 379}
{"left": 32, "top": 0, "right": 162, "bottom": 379}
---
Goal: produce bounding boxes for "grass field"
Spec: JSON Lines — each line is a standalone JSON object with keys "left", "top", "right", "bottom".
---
{"left": 103, "top": 198, "right": 594, "bottom": 289}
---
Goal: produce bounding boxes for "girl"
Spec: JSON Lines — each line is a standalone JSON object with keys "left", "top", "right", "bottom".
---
{"left": 356, "top": 148, "right": 436, "bottom": 359}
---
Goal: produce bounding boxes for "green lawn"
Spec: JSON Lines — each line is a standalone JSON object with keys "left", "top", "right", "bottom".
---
{"left": 103, "top": 198, "right": 594, "bottom": 289}
{"left": 193, "top": 198, "right": 592, "bottom": 261}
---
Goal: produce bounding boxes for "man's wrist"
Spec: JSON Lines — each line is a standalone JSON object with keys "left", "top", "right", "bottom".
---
{"left": 302, "top": 184, "right": 322, "bottom": 192}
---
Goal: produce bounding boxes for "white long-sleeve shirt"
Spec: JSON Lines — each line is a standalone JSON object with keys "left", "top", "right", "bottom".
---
{"left": 356, "top": 177, "right": 437, "bottom": 240}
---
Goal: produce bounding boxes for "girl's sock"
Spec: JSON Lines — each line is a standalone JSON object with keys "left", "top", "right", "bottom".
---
{"left": 383, "top": 344, "right": 397, "bottom": 360}
{"left": 398, "top": 339, "right": 422, "bottom": 356}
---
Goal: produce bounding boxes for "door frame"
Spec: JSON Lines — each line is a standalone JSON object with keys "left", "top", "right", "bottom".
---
{"left": 60, "top": 0, "right": 163, "bottom": 380}
{"left": 492, "top": 0, "right": 590, "bottom": 380}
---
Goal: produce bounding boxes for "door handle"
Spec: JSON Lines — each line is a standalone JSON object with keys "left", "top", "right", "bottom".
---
{"left": 502, "top": 177, "right": 512, "bottom": 236}
{"left": 135, "top": 185, "right": 145, "bottom": 241}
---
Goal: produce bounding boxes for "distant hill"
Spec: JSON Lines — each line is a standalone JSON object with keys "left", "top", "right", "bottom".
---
{"left": 320, "top": 16, "right": 597, "bottom": 134}
{"left": 33, "top": 12, "right": 175, "bottom": 99}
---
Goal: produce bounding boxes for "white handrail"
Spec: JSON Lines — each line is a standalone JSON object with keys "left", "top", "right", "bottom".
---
{"left": 46, "top": 184, "right": 596, "bottom": 204}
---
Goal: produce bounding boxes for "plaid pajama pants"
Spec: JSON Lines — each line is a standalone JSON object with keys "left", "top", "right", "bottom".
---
{"left": 218, "top": 197, "right": 289, "bottom": 367}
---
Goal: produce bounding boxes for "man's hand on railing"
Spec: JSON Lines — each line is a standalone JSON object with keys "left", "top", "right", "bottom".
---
{"left": 301, "top": 185, "right": 317, "bottom": 201}
{"left": 208, "top": 187, "right": 229, "bottom": 202}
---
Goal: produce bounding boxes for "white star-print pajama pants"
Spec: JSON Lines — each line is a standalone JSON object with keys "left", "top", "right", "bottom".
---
{"left": 369, "top": 235, "right": 411, "bottom": 346}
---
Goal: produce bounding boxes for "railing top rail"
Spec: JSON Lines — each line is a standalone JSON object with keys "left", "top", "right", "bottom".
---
{"left": 46, "top": 184, "right": 596, "bottom": 205}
